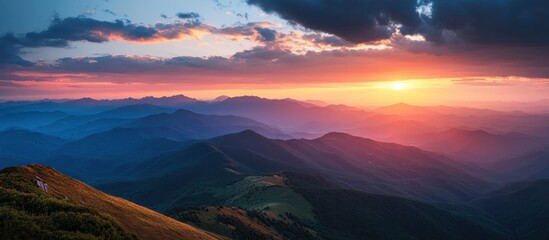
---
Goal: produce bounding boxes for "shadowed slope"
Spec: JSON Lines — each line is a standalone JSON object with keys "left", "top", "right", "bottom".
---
{"left": 474, "top": 180, "right": 549, "bottom": 240}
{"left": 210, "top": 130, "right": 491, "bottom": 202}
{"left": 495, "top": 146, "right": 549, "bottom": 181}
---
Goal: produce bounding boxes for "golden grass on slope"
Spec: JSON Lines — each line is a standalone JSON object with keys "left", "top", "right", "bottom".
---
{"left": 215, "top": 206, "right": 283, "bottom": 239}
{"left": 17, "top": 164, "right": 225, "bottom": 240}
{"left": 182, "top": 206, "right": 284, "bottom": 240}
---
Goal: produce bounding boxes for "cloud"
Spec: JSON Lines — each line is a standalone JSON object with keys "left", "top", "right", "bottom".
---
{"left": 0, "top": 14, "right": 302, "bottom": 67}
{"left": 254, "top": 27, "right": 277, "bottom": 42}
{"left": 2, "top": 6, "right": 549, "bottom": 94}
{"left": 214, "top": 22, "right": 280, "bottom": 43}
{"left": 245, "top": 0, "right": 422, "bottom": 43}
{"left": 23, "top": 17, "right": 169, "bottom": 43}
{"left": 176, "top": 12, "right": 201, "bottom": 19}
{"left": 304, "top": 34, "right": 352, "bottom": 47}
{"left": 0, "top": 80, "right": 25, "bottom": 87}
{"left": 1, "top": 16, "right": 281, "bottom": 66}
{"left": 0, "top": 16, "right": 218, "bottom": 67}
{"left": 246, "top": 0, "right": 549, "bottom": 46}
{"left": 6, "top": 43, "right": 546, "bottom": 83}
{"left": 232, "top": 46, "right": 292, "bottom": 60}
{"left": 451, "top": 78, "right": 510, "bottom": 86}
{"left": 0, "top": 32, "right": 66, "bottom": 66}
{"left": 423, "top": 0, "right": 549, "bottom": 45}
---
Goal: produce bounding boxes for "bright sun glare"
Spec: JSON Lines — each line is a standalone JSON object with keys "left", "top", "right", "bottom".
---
{"left": 391, "top": 82, "right": 406, "bottom": 90}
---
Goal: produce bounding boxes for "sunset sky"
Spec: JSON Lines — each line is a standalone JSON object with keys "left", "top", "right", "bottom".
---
{"left": 1, "top": 0, "right": 548, "bottom": 106}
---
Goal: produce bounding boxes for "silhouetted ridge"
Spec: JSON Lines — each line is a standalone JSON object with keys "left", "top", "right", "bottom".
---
{"left": 318, "top": 132, "right": 355, "bottom": 139}
{"left": 173, "top": 108, "right": 199, "bottom": 115}
{"left": 316, "top": 132, "right": 378, "bottom": 144}
{"left": 221, "top": 95, "right": 266, "bottom": 103}
{"left": 213, "top": 129, "right": 268, "bottom": 141}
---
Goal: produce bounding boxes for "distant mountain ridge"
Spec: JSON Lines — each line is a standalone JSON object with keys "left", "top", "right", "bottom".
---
{"left": 99, "top": 130, "right": 492, "bottom": 212}
{"left": 0, "top": 129, "right": 66, "bottom": 168}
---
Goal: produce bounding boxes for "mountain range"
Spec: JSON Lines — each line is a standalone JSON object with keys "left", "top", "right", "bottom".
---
{"left": 2, "top": 96, "right": 549, "bottom": 239}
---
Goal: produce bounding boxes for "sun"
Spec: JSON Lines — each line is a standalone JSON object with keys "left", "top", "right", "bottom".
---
{"left": 391, "top": 82, "right": 407, "bottom": 90}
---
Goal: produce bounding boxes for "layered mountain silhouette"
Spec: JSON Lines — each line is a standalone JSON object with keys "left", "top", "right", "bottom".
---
{"left": 44, "top": 127, "right": 187, "bottom": 182}
{"left": 36, "top": 104, "right": 175, "bottom": 138}
{"left": 413, "top": 128, "right": 546, "bottom": 163}
{"left": 99, "top": 130, "right": 491, "bottom": 211}
{"left": 495, "top": 146, "right": 549, "bottom": 181}
{"left": 3, "top": 96, "right": 549, "bottom": 240}
{"left": 0, "top": 111, "right": 69, "bottom": 130}
{"left": 184, "top": 96, "right": 371, "bottom": 131}
{"left": 124, "top": 109, "right": 290, "bottom": 139}
{"left": 0, "top": 129, "right": 66, "bottom": 168}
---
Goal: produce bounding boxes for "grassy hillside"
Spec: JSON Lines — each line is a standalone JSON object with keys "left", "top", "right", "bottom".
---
{"left": 172, "top": 206, "right": 319, "bottom": 240}
{"left": 0, "top": 166, "right": 136, "bottom": 240}
{"left": 0, "top": 165, "right": 222, "bottom": 240}
{"left": 165, "top": 173, "right": 512, "bottom": 240}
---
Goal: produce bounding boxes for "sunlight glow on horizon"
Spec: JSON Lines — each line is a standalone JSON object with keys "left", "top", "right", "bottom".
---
{"left": 391, "top": 82, "right": 407, "bottom": 90}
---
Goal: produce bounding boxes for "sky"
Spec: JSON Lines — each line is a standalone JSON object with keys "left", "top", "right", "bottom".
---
{"left": 1, "top": 0, "right": 548, "bottom": 106}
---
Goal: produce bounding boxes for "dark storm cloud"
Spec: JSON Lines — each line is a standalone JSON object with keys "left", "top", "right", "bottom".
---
{"left": 176, "top": 12, "right": 200, "bottom": 19}
{"left": 245, "top": 0, "right": 422, "bottom": 43}
{"left": 424, "top": 0, "right": 549, "bottom": 45}
{"left": 246, "top": 0, "right": 549, "bottom": 46}
{"left": 0, "top": 32, "right": 67, "bottom": 66}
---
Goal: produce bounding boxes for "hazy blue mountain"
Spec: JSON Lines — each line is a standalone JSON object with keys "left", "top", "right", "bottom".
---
{"left": 51, "top": 118, "right": 135, "bottom": 139}
{"left": 184, "top": 96, "right": 371, "bottom": 131}
{"left": 495, "top": 146, "right": 549, "bottom": 181}
{"left": 0, "top": 100, "right": 113, "bottom": 115}
{"left": 0, "top": 111, "right": 69, "bottom": 130}
{"left": 44, "top": 127, "right": 188, "bottom": 182}
{"left": 414, "top": 128, "right": 547, "bottom": 163}
{"left": 36, "top": 104, "right": 175, "bottom": 137}
{"left": 0, "top": 129, "right": 66, "bottom": 168}
{"left": 124, "top": 109, "right": 291, "bottom": 139}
